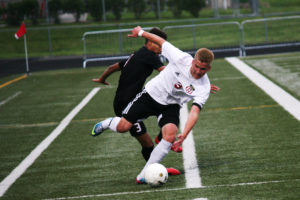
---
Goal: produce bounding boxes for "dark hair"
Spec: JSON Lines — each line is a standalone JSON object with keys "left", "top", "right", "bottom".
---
{"left": 145, "top": 27, "right": 167, "bottom": 44}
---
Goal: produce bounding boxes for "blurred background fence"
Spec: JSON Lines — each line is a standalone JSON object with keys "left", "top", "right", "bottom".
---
{"left": 1, "top": 15, "right": 300, "bottom": 60}
{"left": 81, "top": 16, "right": 300, "bottom": 67}
{"left": 1, "top": 0, "right": 300, "bottom": 75}
{"left": 1, "top": 0, "right": 300, "bottom": 59}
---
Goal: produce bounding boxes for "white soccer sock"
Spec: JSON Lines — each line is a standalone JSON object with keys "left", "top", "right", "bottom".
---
{"left": 100, "top": 118, "right": 113, "bottom": 129}
{"left": 137, "top": 139, "right": 172, "bottom": 180}
{"left": 108, "top": 117, "right": 121, "bottom": 132}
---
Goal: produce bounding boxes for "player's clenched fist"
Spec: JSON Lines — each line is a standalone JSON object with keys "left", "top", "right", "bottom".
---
{"left": 128, "top": 26, "right": 142, "bottom": 38}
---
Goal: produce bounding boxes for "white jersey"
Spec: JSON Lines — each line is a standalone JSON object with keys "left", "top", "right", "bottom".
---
{"left": 145, "top": 41, "right": 210, "bottom": 108}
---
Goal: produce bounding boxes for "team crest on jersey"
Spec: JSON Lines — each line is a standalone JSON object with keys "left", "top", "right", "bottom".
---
{"left": 189, "top": 84, "right": 195, "bottom": 91}
{"left": 174, "top": 82, "right": 182, "bottom": 89}
{"left": 185, "top": 85, "right": 195, "bottom": 94}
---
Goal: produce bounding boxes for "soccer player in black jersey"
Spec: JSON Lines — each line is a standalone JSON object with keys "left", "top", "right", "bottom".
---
{"left": 92, "top": 28, "right": 182, "bottom": 173}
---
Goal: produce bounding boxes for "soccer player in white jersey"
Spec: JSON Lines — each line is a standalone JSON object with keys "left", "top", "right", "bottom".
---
{"left": 92, "top": 26, "right": 214, "bottom": 184}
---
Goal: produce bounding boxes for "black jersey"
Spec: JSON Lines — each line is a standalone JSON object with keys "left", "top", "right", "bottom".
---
{"left": 113, "top": 46, "right": 163, "bottom": 116}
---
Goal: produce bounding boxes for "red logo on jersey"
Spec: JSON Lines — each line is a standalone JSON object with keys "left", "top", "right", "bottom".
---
{"left": 174, "top": 82, "right": 182, "bottom": 89}
{"left": 185, "top": 86, "right": 193, "bottom": 94}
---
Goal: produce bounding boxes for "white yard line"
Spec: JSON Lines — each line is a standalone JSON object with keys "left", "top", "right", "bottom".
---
{"left": 0, "top": 87, "right": 101, "bottom": 197}
{"left": 43, "top": 179, "right": 300, "bottom": 200}
{"left": 226, "top": 57, "right": 300, "bottom": 121}
{"left": 180, "top": 104, "right": 202, "bottom": 188}
{"left": 0, "top": 91, "right": 22, "bottom": 107}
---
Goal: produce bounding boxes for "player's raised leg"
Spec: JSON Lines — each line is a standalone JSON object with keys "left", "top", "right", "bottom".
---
{"left": 91, "top": 116, "right": 132, "bottom": 136}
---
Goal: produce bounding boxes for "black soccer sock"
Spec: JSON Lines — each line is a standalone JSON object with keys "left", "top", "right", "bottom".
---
{"left": 141, "top": 146, "right": 154, "bottom": 161}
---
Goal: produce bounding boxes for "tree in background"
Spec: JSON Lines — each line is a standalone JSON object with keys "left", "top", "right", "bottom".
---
{"left": 167, "top": 0, "right": 185, "bottom": 18}
{"left": 0, "top": 6, "right": 3, "bottom": 19}
{"left": 106, "top": 0, "right": 125, "bottom": 20}
{"left": 49, "top": 0, "right": 62, "bottom": 24}
{"left": 87, "top": 0, "right": 102, "bottom": 21}
{"left": 6, "top": 2, "right": 24, "bottom": 26}
{"left": 22, "top": 0, "right": 40, "bottom": 25}
{"left": 149, "top": 0, "right": 165, "bottom": 19}
{"left": 128, "top": 0, "right": 146, "bottom": 19}
{"left": 62, "top": 0, "right": 85, "bottom": 22}
{"left": 183, "top": 0, "right": 205, "bottom": 17}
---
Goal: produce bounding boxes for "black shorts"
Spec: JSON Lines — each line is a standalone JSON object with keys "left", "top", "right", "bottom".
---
{"left": 122, "top": 90, "right": 180, "bottom": 128}
{"left": 114, "top": 95, "right": 147, "bottom": 137}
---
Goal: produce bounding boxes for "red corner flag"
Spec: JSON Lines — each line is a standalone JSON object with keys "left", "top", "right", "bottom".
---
{"left": 15, "top": 22, "right": 26, "bottom": 39}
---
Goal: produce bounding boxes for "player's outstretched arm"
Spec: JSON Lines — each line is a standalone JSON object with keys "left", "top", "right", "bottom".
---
{"left": 173, "top": 105, "right": 201, "bottom": 149}
{"left": 92, "top": 62, "right": 121, "bottom": 85}
{"left": 128, "top": 26, "right": 165, "bottom": 47}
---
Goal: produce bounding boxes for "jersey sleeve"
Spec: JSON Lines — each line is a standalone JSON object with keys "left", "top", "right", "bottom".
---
{"left": 192, "top": 80, "right": 211, "bottom": 110}
{"left": 118, "top": 59, "right": 127, "bottom": 70}
{"left": 161, "top": 41, "right": 186, "bottom": 64}
{"left": 192, "top": 91, "right": 210, "bottom": 109}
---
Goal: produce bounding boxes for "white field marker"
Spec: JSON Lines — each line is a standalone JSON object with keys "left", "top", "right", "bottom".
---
{"left": 43, "top": 179, "right": 300, "bottom": 200}
{"left": 0, "top": 91, "right": 22, "bottom": 107}
{"left": 180, "top": 103, "right": 202, "bottom": 188}
{"left": 226, "top": 57, "right": 300, "bottom": 121}
{"left": 0, "top": 87, "right": 101, "bottom": 197}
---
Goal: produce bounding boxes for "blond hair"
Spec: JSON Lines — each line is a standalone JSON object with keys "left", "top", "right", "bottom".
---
{"left": 194, "top": 48, "right": 214, "bottom": 65}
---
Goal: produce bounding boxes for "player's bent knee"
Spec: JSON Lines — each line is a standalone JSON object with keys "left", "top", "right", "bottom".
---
{"left": 164, "top": 134, "right": 176, "bottom": 143}
{"left": 162, "top": 123, "right": 178, "bottom": 143}
{"left": 117, "top": 125, "right": 130, "bottom": 133}
{"left": 116, "top": 118, "right": 132, "bottom": 133}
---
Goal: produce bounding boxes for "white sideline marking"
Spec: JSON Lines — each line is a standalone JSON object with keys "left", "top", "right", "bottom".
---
{"left": 0, "top": 91, "right": 22, "bottom": 107}
{"left": 180, "top": 104, "right": 202, "bottom": 188}
{"left": 0, "top": 87, "right": 101, "bottom": 197}
{"left": 43, "top": 179, "right": 300, "bottom": 200}
{"left": 226, "top": 57, "right": 300, "bottom": 121}
{"left": 246, "top": 59, "right": 300, "bottom": 96}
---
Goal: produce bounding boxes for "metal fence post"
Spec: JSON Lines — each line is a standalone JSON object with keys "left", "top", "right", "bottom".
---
{"left": 239, "top": 23, "right": 246, "bottom": 57}
{"left": 239, "top": 24, "right": 246, "bottom": 57}
{"left": 47, "top": 28, "right": 52, "bottom": 56}
{"left": 213, "top": 0, "right": 219, "bottom": 18}
{"left": 83, "top": 36, "right": 86, "bottom": 60}
{"left": 102, "top": 0, "right": 106, "bottom": 22}
{"left": 264, "top": 19, "right": 268, "bottom": 43}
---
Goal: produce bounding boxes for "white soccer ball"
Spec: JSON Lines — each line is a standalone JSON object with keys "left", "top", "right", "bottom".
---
{"left": 144, "top": 163, "right": 168, "bottom": 187}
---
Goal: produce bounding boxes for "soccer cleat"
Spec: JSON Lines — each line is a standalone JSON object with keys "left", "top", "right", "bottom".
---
{"left": 91, "top": 118, "right": 112, "bottom": 136}
{"left": 171, "top": 143, "right": 183, "bottom": 153}
{"left": 155, "top": 136, "right": 183, "bottom": 153}
{"left": 136, "top": 178, "right": 146, "bottom": 184}
{"left": 166, "top": 168, "right": 181, "bottom": 176}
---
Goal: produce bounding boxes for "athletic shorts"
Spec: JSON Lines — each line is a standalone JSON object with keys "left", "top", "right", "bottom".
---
{"left": 122, "top": 90, "right": 180, "bottom": 128}
{"left": 113, "top": 95, "right": 147, "bottom": 137}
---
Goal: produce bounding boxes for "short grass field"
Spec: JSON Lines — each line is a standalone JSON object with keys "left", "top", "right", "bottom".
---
{"left": 0, "top": 53, "right": 300, "bottom": 200}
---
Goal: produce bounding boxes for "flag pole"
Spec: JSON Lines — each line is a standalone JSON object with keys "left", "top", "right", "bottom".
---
{"left": 23, "top": 34, "right": 30, "bottom": 76}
